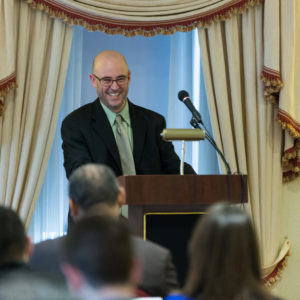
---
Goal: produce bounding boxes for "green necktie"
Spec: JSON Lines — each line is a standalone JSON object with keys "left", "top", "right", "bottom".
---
{"left": 115, "top": 114, "right": 136, "bottom": 175}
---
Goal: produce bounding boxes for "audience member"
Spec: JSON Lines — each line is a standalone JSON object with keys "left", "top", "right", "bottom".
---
{"left": 166, "top": 203, "right": 281, "bottom": 300}
{"left": 61, "top": 216, "right": 139, "bottom": 300}
{"left": 0, "top": 206, "right": 72, "bottom": 300}
{"left": 178, "top": 203, "right": 282, "bottom": 300}
{"left": 30, "top": 163, "right": 179, "bottom": 297}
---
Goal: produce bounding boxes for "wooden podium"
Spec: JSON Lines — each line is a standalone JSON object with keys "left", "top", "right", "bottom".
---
{"left": 118, "top": 174, "right": 247, "bottom": 285}
{"left": 118, "top": 174, "right": 247, "bottom": 237}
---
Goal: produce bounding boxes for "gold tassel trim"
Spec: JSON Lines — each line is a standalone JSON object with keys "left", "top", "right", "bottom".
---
{"left": 282, "top": 165, "right": 300, "bottom": 183}
{"left": 0, "top": 74, "right": 17, "bottom": 98}
{"left": 261, "top": 68, "right": 283, "bottom": 104}
{"left": 283, "top": 173, "right": 296, "bottom": 182}
{"left": 0, "top": 73, "right": 17, "bottom": 116}
{"left": 282, "top": 140, "right": 300, "bottom": 182}
{"left": 282, "top": 147, "right": 297, "bottom": 167}
{"left": 278, "top": 119, "right": 300, "bottom": 139}
{"left": 26, "top": 0, "right": 263, "bottom": 37}
{"left": 277, "top": 111, "right": 300, "bottom": 139}
{"left": 0, "top": 99, "right": 4, "bottom": 117}
{"left": 263, "top": 251, "right": 290, "bottom": 288}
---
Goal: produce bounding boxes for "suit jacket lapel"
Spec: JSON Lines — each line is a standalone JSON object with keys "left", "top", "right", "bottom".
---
{"left": 91, "top": 99, "right": 122, "bottom": 171}
{"left": 129, "top": 101, "right": 146, "bottom": 167}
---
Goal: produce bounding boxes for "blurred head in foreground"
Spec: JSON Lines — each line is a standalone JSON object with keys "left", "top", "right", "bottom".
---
{"left": 0, "top": 206, "right": 71, "bottom": 300}
{"left": 61, "top": 216, "right": 140, "bottom": 299}
{"left": 184, "top": 203, "right": 273, "bottom": 300}
{"left": 0, "top": 206, "right": 31, "bottom": 265}
{"left": 68, "top": 163, "right": 125, "bottom": 222}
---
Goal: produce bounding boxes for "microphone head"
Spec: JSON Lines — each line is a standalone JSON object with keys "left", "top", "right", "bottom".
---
{"left": 178, "top": 90, "right": 189, "bottom": 101}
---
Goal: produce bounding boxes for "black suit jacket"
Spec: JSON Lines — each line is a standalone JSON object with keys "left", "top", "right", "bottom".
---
{"left": 30, "top": 235, "right": 179, "bottom": 297}
{"left": 61, "top": 99, "right": 195, "bottom": 178}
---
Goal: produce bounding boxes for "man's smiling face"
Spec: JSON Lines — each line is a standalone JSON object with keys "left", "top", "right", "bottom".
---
{"left": 90, "top": 51, "right": 131, "bottom": 113}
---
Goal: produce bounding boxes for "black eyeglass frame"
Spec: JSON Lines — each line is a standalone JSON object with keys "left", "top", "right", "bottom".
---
{"left": 93, "top": 74, "right": 129, "bottom": 87}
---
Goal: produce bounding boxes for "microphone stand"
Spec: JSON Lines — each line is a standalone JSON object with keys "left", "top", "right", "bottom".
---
{"left": 190, "top": 117, "right": 232, "bottom": 175}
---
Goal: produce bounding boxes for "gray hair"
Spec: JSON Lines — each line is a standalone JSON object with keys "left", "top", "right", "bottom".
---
{"left": 68, "top": 164, "right": 120, "bottom": 210}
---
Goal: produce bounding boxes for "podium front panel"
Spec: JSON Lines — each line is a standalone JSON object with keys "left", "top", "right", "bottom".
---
{"left": 144, "top": 212, "right": 206, "bottom": 286}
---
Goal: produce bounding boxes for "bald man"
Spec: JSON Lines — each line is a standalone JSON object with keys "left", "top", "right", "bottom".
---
{"left": 61, "top": 50, "right": 195, "bottom": 178}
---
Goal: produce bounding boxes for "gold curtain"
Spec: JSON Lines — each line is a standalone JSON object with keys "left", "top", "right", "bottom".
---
{"left": 0, "top": 0, "right": 73, "bottom": 228}
{"left": 198, "top": 1, "right": 290, "bottom": 284}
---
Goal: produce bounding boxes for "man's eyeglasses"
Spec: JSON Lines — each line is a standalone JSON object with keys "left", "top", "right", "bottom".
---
{"left": 93, "top": 74, "right": 128, "bottom": 87}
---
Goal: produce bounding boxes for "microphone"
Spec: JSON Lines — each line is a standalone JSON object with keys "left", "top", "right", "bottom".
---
{"left": 178, "top": 90, "right": 202, "bottom": 124}
{"left": 178, "top": 90, "right": 232, "bottom": 175}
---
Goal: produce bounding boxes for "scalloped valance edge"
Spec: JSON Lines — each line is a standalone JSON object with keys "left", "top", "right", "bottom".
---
{"left": 25, "top": 0, "right": 263, "bottom": 37}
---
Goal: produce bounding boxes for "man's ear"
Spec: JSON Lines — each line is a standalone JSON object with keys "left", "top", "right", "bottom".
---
{"left": 61, "top": 263, "right": 85, "bottom": 292}
{"left": 89, "top": 73, "right": 97, "bottom": 88}
{"left": 24, "top": 236, "right": 33, "bottom": 261}
{"left": 127, "top": 70, "right": 131, "bottom": 84}
{"left": 117, "top": 186, "right": 126, "bottom": 208}
{"left": 69, "top": 198, "right": 79, "bottom": 217}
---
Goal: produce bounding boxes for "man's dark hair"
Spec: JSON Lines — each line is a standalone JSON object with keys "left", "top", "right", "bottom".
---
{"left": 68, "top": 164, "right": 120, "bottom": 209}
{"left": 62, "top": 216, "right": 133, "bottom": 287}
{"left": 0, "top": 206, "right": 27, "bottom": 264}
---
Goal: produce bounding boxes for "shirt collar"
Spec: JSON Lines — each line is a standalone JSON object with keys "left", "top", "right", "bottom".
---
{"left": 100, "top": 99, "right": 131, "bottom": 127}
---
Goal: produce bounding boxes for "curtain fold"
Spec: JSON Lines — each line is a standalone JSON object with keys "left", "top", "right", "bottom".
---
{"left": 0, "top": 0, "right": 17, "bottom": 114}
{"left": 0, "top": 0, "right": 73, "bottom": 228}
{"left": 261, "top": 0, "right": 300, "bottom": 181}
{"left": 29, "top": 26, "right": 83, "bottom": 242}
{"left": 25, "top": 0, "right": 262, "bottom": 36}
{"left": 277, "top": 1, "right": 300, "bottom": 181}
{"left": 198, "top": 2, "right": 290, "bottom": 284}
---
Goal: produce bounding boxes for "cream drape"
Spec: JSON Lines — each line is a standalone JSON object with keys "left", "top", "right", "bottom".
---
{"left": 25, "top": 0, "right": 262, "bottom": 36}
{"left": 0, "top": 0, "right": 17, "bottom": 113}
{"left": 0, "top": 0, "right": 73, "bottom": 228}
{"left": 261, "top": 0, "right": 300, "bottom": 182}
{"left": 278, "top": 1, "right": 300, "bottom": 181}
{"left": 198, "top": 3, "right": 290, "bottom": 283}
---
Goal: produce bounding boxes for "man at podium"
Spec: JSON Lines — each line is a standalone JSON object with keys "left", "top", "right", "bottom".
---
{"left": 61, "top": 50, "right": 195, "bottom": 178}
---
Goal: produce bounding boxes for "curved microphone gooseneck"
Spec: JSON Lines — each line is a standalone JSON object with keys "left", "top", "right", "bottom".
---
{"left": 178, "top": 90, "right": 232, "bottom": 175}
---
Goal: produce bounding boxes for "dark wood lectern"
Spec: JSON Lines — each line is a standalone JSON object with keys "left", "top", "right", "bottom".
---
{"left": 118, "top": 174, "right": 247, "bottom": 237}
{"left": 118, "top": 174, "right": 247, "bottom": 285}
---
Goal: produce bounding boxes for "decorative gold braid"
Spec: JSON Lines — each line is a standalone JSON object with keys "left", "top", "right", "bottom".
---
{"left": 282, "top": 139, "right": 300, "bottom": 182}
{"left": 263, "top": 251, "right": 290, "bottom": 288}
{"left": 282, "top": 148, "right": 297, "bottom": 167}
{"left": 283, "top": 172, "right": 297, "bottom": 182}
{"left": 26, "top": 0, "right": 263, "bottom": 36}
{"left": 0, "top": 99, "right": 4, "bottom": 116}
{"left": 261, "top": 72, "right": 283, "bottom": 104}
{"left": 277, "top": 118, "right": 300, "bottom": 139}
{"left": 0, "top": 81, "right": 18, "bottom": 116}
{"left": 0, "top": 81, "right": 17, "bottom": 98}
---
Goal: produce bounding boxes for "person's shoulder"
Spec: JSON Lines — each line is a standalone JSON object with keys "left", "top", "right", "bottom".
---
{"left": 131, "top": 236, "right": 170, "bottom": 256}
{"left": 63, "top": 99, "right": 98, "bottom": 123}
{"left": 34, "top": 236, "right": 65, "bottom": 250}
{"left": 30, "top": 236, "right": 65, "bottom": 264}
